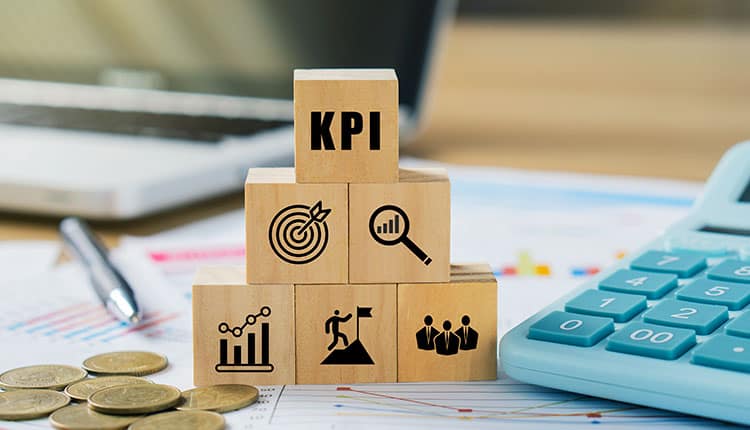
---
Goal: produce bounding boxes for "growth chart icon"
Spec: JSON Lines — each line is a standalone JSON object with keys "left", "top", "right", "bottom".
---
{"left": 216, "top": 306, "right": 273, "bottom": 373}
{"left": 269, "top": 200, "right": 331, "bottom": 264}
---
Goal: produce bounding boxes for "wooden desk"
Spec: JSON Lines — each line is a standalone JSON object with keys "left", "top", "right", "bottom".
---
{"left": 2, "top": 20, "right": 749, "bottom": 242}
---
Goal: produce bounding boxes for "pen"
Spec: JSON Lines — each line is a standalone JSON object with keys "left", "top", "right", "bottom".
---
{"left": 59, "top": 217, "right": 142, "bottom": 325}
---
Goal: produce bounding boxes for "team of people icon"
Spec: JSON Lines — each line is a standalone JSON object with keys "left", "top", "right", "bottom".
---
{"left": 416, "top": 314, "right": 478, "bottom": 355}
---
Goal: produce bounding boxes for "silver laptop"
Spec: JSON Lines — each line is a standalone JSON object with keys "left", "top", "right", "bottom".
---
{"left": 0, "top": 1, "right": 453, "bottom": 219}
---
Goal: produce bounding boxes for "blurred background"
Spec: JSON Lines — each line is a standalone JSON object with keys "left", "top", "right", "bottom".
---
{"left": 1, "top": 0, "right": 749, "bottom": 237}
{"left": 414, "top": 0, "right": 750, "bottom": 180}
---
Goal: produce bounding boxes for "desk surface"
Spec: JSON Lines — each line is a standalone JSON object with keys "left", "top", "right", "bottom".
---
{"left": 2, "top": 20, "right": 749, "bottom": 242}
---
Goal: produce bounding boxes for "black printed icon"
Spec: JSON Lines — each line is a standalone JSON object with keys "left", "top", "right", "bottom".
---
{"left": 269, "top": 201, "right": 331, "bottom": 264}
{"left": 416, "top": 315, "right": 438, "bottom": 350}
{"left": 416, "top": 314, "right": 478, "bottom": 356}
{"left": 216, "top": 306, "right": 273, "bottom": 373}
{"left": 321, "top": 306, "right": 374, "bottom": 365}
{"left": 456, "top": 315, "right": 479, "bottom": 350}
{"left": 369, "top": 205, "right": 432, "bottom": 265}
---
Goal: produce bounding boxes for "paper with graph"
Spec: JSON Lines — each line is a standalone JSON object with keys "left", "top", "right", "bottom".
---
{"left": 0, "top": 161, "right": 728, "bottom": 429}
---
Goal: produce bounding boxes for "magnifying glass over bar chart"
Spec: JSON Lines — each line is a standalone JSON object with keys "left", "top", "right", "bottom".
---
{"left": 369, "top": 205, "right": 432, "bottom": 265}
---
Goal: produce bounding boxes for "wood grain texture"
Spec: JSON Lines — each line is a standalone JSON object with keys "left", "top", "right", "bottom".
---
{"left": 294, "top": 68, "right": 399, "bottom": 183}
{"left": 295, "top": 283, "right": 397, "bottom": 384}
{"left": 245, "top": 168, "right": 348, "bottom": 284}
{"left": 192, "top": 266, "right": 295, "bottom": 386}
{"left": 397, "top": 263, "right": 498, "bottom": 382}
{"left": 349, "top": 168, "right": 450, "bottom": 283}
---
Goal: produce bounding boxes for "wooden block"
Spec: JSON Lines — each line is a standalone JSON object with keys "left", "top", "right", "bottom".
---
{"left": 294, "top": 69, "right": 398, "bottom": 184}
{"left": 349, "top": 168, "right": 450, "bottom": 283}
{"left": 192, "top": 266, "right": 295, "bottom": 386}
{"left": 295, "top": 283, "right": 397, "bottom": 384}
{"left": 245, "top": 168, "right": 348, "bottom": 284}
{"left": 397, "top": 264, "right": 498, "bottom": 382}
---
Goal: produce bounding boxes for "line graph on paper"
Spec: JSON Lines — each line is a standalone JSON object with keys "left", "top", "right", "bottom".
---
{"left": 244, "top": 376, "right": 722, "bottom": 429}
{"left": 0, "top": 297, "right": 187, "bottom": 345}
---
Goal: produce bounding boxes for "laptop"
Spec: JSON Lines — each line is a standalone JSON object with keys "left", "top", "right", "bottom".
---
{"left": 0, "top": 1, "right": 453, "bottom": 219}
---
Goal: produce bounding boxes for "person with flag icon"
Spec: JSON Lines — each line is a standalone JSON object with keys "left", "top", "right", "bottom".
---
{"left": 321, "top": 306, "right": 375, "bottom": 365}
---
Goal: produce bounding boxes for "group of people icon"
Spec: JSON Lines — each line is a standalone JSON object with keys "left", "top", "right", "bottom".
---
{"left": 415, "top": 314, "right": 478, "bottom": 356}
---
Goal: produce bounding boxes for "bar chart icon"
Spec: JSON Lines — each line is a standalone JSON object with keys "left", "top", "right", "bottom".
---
{"left": 375, "top": 213, "right": 400, "bottom": 235}
{"left": 215, "top": 306, "right": 274, "bottom": 373}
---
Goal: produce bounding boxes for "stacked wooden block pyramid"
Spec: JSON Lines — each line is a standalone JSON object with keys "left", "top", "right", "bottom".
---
{"left": 192, "top": 69, "right": 498, "bottom": 385}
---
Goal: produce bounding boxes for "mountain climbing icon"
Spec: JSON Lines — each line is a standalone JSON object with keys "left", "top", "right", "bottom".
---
{"left": 321, "top": 306, "right": 375, "bottom": 365}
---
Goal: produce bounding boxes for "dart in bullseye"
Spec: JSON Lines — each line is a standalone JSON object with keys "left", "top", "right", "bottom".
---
{"left": 295, "top": 201, "right": 332, "bottom": 239}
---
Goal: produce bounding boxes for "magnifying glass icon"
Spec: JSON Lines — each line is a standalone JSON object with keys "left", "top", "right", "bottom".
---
{"left": 369, "top": 205, "right": 432, "bottom": 266}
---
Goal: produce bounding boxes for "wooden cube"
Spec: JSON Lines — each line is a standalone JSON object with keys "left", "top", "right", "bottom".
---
{"left": 245, "top": 168, "right": 348, "bottom": 284}
{"left": 349, "top": 168, "right": 450, "bottom": 283}
{"left": 397, "top": 264, "right": 498, "bottom": 382}
{"left": 192, "top": 266, "right": 295, "bottom": 386}
{"left": 294, "top": 69, "right": 398, "bottom": 184}
{"left": 295, "top": 283, "right": 397, "bottom": 384}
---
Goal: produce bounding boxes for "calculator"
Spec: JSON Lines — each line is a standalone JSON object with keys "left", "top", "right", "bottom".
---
{"left": 501, "top": 141, "right": 750, "bottom": 425}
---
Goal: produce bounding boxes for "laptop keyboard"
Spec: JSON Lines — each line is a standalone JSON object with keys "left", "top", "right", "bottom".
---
{"left": 0, "top": 103, "right": 291, "bottom": 142}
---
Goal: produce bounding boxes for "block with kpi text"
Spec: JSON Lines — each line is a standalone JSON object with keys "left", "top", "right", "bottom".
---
{"left": 193, "top": 266, "right": 295, "bottom": 386}
{"left": 349, "top": 168, "right": 450, "bottom": 283}
{"left": 245, "top": 168, "right": 348, "bottom": 284}
{"left": 397, "top": 264, "right": 498, "bottom": 382}
{"left": 294, "top": 69, "right": 398, "bottom": 184}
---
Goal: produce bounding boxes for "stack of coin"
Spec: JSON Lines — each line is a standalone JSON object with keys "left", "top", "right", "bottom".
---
{"left": 0, "top": 351, "right": 259, "bottom": 430}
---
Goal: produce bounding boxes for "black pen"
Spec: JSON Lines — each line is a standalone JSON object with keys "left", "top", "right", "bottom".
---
{"left": 59, "top": 217, "right": 141, "bottom": 325}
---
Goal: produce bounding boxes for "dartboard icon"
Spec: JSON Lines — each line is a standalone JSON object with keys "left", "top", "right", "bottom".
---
{"left": 268, "top": 201, "right": 332, "bottom": 264}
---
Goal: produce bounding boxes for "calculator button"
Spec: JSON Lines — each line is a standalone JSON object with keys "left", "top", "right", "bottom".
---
{"left": 642, "top": 299, "right": 728, "bottom": 335}
{"left": 565, "top": 289, "right": 646, "bottom": 323}
{"left": 692, "top": 335, "right": 750, "bottom": 373}
{"left": 630, "top": 250, "right": 707, "bottom": 278}
{"left": 599, "top": 269, "right": 678, "bottom": 299}
{"left": 528, "top": 311, "right": 614, "bottom": 347}
{"left": 726, "top": 313, "right": 750, "bottom": 338}
{"left": 606, "top": 322, "right": 696, "bottom": 360}
{"left": 707, "top": 260, "right": 750, "bottom": 284}
{"left": 676, "top": 278, "right": 750, "bottom": 310}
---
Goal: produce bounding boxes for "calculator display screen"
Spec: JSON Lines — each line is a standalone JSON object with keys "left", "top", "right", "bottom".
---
{"left": 740, "top": 181, "right": 750, "bottom": 203}
{"left": 699, "top": 225, "right": 750, "bottom": 237}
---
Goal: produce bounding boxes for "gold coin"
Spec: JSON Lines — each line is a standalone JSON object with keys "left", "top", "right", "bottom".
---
{"left": 0, "top": 389, "right": 70, "bottom": 420}
{"left": 82, "top": 351, "right": 168, "bottom": 376}
{"left": 49, "top": 404, "right": 142, "bottom": 430}
{"left": 128, "top": 410, "right": 224, "bottom": 430}
{"left": 0, "top": 364, "right": 87, "bottom": 390}
{"left": 88, "top": 384, "right": 181, "bottom": 415}
{"left": 177, "top": 384, "right": 259, "bottom": 413}
{"left": 64, "top": 376, "right": 152, "bottom": 401}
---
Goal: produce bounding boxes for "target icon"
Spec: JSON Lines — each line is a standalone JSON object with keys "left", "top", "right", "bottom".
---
{"left": 269, "top": 200, "right": 332, "bottom": 264}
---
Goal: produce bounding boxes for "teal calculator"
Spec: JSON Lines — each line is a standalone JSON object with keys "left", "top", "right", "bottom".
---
{"left": 501, "top": 141, "right": 750, "bottom": 425}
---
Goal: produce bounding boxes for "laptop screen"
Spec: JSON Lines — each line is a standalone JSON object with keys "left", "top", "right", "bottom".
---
{"left": 0, "top": 0, "right": 439, "bottom": 111}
